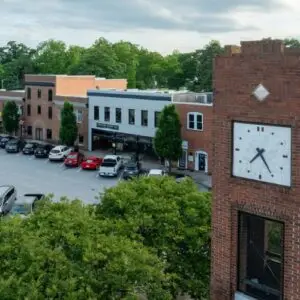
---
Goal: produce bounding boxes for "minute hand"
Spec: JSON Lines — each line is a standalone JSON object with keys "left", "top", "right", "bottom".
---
{"left": 259, "top": 152, "right": 272, "bottom": 174}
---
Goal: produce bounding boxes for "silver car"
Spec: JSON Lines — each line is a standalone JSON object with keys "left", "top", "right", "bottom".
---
{"left": 0, "top": 185, "right": 17, "bottom": 215}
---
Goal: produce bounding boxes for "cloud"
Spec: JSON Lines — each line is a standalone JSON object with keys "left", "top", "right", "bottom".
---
{"left": 0, "top": 0, "right": 296, "bottom": 54}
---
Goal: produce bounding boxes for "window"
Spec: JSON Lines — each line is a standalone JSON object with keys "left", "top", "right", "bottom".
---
{"left": 115, "top": 108, "right": 121, "bottom": 123}
{"left": 141, "top": 110, "right": 148, "bottom": 126}
{"left": 76, "top": 109, "right": 83, "bottom": 123}
{"left": 27, "top": 104, "right": 31, "bottom": 116}
{"left": 238, "top": 212, "right": 283, "bottom": 300}
{"left": 46, "top": 129, "right": 52, "bottom": 140}
{"left": 94, "top": 106, "right": 99, "bottom": 120}
{"left": 78, "top": 135, "right": 84, "bottom": 144}
{"left": 48, "top": 89, "right": 53, "bottom": 101}
{"left": 37, "top": 105, "right": 41, "bottom": 115}
{"left": 154, "top": 111, "right": 160, "bottom": 128}
{"left": 37, "top": 89, "right": 41, "bottom": 98}
{"left": 187, "top": 112, "right": 203, "bottom": 130}
{"left": 27, "top": 126, "right": 32, "bottom": 136}
{"left": 48, "top": 107, "right": 52, "bottom": 119}
{"left": 128, "top": 109, "right": 135, "bottom": 125}
{"left": 18, "top": 105, "right": 23, "bottom": 116}
{"left": 104, "top": 107, "right": 110, "bottom": 122}
{"left": 27, "top": 87, "right": 31, "bottom": 100}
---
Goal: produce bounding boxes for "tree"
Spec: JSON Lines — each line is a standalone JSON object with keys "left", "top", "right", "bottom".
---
{"left": 59, "top": 102, "right": 78, "bottom": 146}
{"left": 96, "top": 176, "right": 212, "bottom": 299}
{"left": 0, "top": 197, "right": 171, "bottom": 299}
{"left": 283, "top": 38, "right": 300, "bottom": 48}
{"left": 154, "top": 104, "right": 182, "bottom": 172}
{"left": 2, "top": 101, "right": 19, "bottom": 134}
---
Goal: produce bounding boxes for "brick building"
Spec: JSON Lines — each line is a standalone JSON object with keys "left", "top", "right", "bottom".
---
{"left": 0, "top": 75, "right": 127, "bottom": 149}
{"left": 211, "top": 39, "right": 300, "bottom": 300}
{"left": 173, "top": 92, "right": 213, "bottom": 174}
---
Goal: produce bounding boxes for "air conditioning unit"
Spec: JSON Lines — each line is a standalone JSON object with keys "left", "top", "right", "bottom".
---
{"left": 196, "top": 94, "right": 207, "bottom": 103}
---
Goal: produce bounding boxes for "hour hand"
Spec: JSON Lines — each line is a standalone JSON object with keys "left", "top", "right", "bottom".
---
{"left": 250, "top": 148, "right": 264, "bottom": 164}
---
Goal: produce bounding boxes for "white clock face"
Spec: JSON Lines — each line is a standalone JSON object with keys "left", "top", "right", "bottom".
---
{"left": 232, "top": 122, "right": 291, "bottom": 187}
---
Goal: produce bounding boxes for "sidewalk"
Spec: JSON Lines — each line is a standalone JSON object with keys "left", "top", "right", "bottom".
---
{"left": 84, "top": 149, "right": 212, "bottom": 189}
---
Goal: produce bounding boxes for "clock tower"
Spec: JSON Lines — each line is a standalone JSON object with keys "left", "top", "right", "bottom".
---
{"left": 211, "top": 39, "right": 300, "bottom": 300}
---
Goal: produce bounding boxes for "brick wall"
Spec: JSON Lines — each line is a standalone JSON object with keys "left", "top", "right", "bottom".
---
{"left": 211, "top": 39, "right": 300, "bottom": 299}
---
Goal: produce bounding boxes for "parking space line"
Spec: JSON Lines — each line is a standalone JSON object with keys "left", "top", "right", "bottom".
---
{"left": 76, "top": 168, "right": 82, "bottom": 172}
{"left": 60, "top": 163, "right": 65, "bottom": 167}
{"left": 44, "top": 159, "right": 49, "bottom": 163}
{"left": 95, "top": 173, "right": 99, "bottom": 178}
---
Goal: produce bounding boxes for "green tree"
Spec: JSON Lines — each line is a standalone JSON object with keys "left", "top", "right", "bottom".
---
{"left": 0, "top": 197, "right": 171, "bottom": 299}
{"left": 283, "top": 38, "right": 300, "bottom": 48}
{"left": 96, "top": 176, "right": 212, "bottom": 299}
{"left": 154, "top": 104, "right": 182, "bottom": 172}
{"left": 2, "top": 101, "right": 19, "bottom": 134}
{"left": 59, "top": 102, "right": 78, "bottom": 146}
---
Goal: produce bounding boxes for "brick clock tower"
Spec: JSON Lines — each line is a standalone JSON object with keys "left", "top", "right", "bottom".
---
{"left": 211, "top": 39, "right": 300, "bottom": 300}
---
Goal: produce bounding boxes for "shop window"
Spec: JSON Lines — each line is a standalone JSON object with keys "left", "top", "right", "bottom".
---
{"left": 141, "top": 110, "right": 148, "bottom": 126}
{"left": 128, "top": 109, "right": 135, "bottom": 125}
{"left": 116, "top": 108, "right": 121, "bottom": 123}
{"left": 154, "top": 111, "right": 160, "bottom": 127}
{"left": 104, "top": 107, "right": 110, "bottom": 122}
{"left": 46, "top": 129, "right": 52, "bottom": 140}
{"left": 238, "top": 212, "right": 284, "bottom": 300}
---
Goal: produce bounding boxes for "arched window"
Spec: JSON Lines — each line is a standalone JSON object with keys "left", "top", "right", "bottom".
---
{"left": 187, "top": 112, "right": 203, "bottom": 131}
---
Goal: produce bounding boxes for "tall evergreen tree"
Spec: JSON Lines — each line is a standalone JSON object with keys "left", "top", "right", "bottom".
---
{"left": 59, "top": 102, "right": 78, "bottom": 146}
{"left": 2, "top": 101, "right": 19, "bottom": 134}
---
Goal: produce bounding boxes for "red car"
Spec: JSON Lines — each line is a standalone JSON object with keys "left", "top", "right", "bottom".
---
{"left": 81, "top": 156, "right": 103, "bottom": 170}
{"left": 64, "top": 152, "right": 84, "bottom": 167}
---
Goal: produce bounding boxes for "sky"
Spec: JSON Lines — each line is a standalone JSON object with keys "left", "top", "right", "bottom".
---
{"left": 1, "top": 0, "right": 300, "bottom": 54}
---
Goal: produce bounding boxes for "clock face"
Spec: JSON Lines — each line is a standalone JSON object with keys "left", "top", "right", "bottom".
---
{"left": 232, "top": 122, "right": 291, "bottom": 187}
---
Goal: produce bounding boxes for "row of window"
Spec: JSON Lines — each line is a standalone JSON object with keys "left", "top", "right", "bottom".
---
{"left": 94, "top": 106, "right": 161, "bottom": 127}
{"left": 27, "top": 88, "right": 53, "bottom": 101}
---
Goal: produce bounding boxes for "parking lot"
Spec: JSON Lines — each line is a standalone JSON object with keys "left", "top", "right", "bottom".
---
{"left": 0, "top": 149, "right": 122, "bottom": 204}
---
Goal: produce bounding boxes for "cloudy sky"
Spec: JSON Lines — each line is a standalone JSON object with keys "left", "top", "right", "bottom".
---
{"left": 1, "top": 0, "right": 299, "bottom": 54}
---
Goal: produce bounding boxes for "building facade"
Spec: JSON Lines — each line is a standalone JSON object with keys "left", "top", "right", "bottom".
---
{"left": 87, "top": 89, "right": 172, "bottom": 153}
{"left": 173, "top": 92, "right": 213, "bottom": 174}
{"left": 0, "top": 75, "right": 127, "bottom": 148}
{"left": 211, "top": 39, "right": 300, "bottom": 300}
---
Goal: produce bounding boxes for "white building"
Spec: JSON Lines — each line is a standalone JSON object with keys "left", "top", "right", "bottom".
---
{"left": 87, "top": 89, "right": 172, "bottom": 152}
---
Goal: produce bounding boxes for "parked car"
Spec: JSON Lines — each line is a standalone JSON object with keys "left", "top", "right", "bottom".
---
{"left": 98, "top": 155, "right": 123, "bottom": 177}
{"left": 81, "top": 156, "right": 103, "bottom": 170}
{"left": 22, "top": 142, "right": 40, "bottom": 155}
{"left": 0, "top": 185, "right": 17, "bottom": 215}
{"left": 34, "top": 144, "right": 53, "bottom": 158}
{"left": 123, "top": 161, "right": 142, "bottom": 180}
{"left": 0, "top": 136, "right": 14, "bottom": 148}
{"left": 148, "top": 169, "right": 166, "bottom": 177}
{"left": 64, "top": 152, "right": 85, "bottom": 167}
{"left": 48, "top": 145, "right": 72, "bottom": 161}
{"left": 5, "top": 138, "right": 26, "bottom": 153}
{"left": 9, "top": 193, "right": 44, "bottom": 218}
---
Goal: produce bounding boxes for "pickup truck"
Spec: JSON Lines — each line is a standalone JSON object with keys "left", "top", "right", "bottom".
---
{"left": 98, "top": 155, "right": 123, "bottom": 177}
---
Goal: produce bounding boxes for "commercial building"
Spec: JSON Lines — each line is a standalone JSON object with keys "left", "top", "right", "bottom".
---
{"left": 173, "top": 92, "right": 213, "bottom": 174}
{"left": 0, "top": 75, "right": 127, "bottom": 148}
{"left": 211, "top": 39, "right": 299, "bottom": 300}
{"left": 87, "top": 89, "right": 172, "bottom": 154}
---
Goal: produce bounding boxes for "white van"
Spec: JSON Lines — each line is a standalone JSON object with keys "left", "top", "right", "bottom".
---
{"left": 98, "top": 155, "right": 123, "bottom": 177}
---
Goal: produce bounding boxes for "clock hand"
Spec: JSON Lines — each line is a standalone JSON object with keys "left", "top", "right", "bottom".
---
{"left": 250, "top": 148, "right": 265, "bottom": 164}
{"left": 259, "top": 152, "right": 272, "bottom": 174}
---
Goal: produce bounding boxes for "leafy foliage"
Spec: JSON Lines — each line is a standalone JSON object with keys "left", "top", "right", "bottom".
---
{"left": 2, "top": 100, "right": 19, "bottom": 134}
{"left": 96, "top": 176, "right": 212, "bottom": 299}
{"left": 154, "top": 104, "right": 182, "bottom": 171}
{"left": 0, "top": 197, "right": 171, "bottom": 299}
{"left": 59, "top": 102, "right": 78, "bottom": 146}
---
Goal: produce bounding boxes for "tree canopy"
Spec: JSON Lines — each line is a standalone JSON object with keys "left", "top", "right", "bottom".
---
{"left": 59, "top": 101, "right": 78, "bottom": 146}
{"left": 154, "top": 104, "right": 182, "bottom": 171}
{"left": 2, "top": 100, "right": 19, "bottom": 134}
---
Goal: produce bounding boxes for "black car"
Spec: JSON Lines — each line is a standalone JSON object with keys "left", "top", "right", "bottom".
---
{"left": 5, "top": 139, "right": 26, "bottom": 153}
{"left": 34, "top": 144, "right": 53, "bottom": 158}
{"left": 0, "top": 136, "right": 14, "bottom": 148}
{"left": 123, "top": 161, "right": 142, "bottom": 180}
{"left": 22, "top": 142, "right": 40, "bottom": 155}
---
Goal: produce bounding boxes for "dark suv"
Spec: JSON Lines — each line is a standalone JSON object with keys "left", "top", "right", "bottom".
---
{"left": 34, "top": 144, "right": 53, "bottom": 158}
{"left": 22, "top": 142, "right": 40, "bottom": 155}
{"left": 5, "top": 139, "right": 26, "bottom": 153}
{"left": 123, "top": 161, "right": 142, "bottom": 180}
{"left": 0, "top": 136, "right": 14, "bottom": 149}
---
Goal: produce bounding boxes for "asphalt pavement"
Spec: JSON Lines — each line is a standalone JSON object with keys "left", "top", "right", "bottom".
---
{"left": 0, "top": 149, "right": 122, "bottom": 204}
